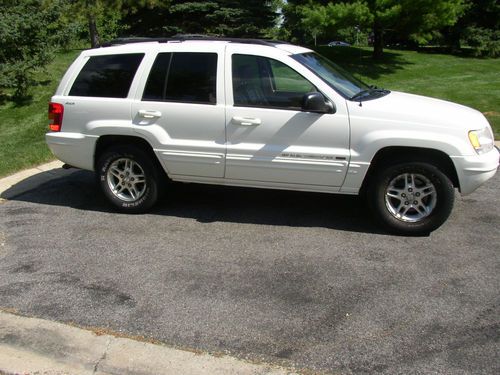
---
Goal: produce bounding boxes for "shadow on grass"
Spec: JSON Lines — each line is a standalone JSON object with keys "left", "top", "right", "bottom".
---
{"left": 1, "top": 79, "right": 52, "bottom": 108}
{"left": 12, "top": 95, "right": 34, "bottom": 107}
{"left": 415, "top": 46, "right": 488, "bottom": 58}
{"left": 37, "top": 79, "right": 52, "bottom": 87}
{"left": 314, "top": 46, "right": 413, "bottom": 80}
{"left": 0, "top": 93, "right": 8, "bottom": 106}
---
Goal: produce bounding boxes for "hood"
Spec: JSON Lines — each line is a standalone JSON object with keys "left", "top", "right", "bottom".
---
{"left": 347, "top": 91, "right": 489, "bottom": 132}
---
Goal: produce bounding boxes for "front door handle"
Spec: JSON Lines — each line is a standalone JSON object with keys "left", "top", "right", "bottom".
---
{"left": 138, "top": 110, "right": 162, "bottom": 119}
{"left": 232, "top": 116, "right": 261, "bottom": 126}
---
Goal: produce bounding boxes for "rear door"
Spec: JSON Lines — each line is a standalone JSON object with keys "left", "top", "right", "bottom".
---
{"left": 132, "top": 46, "right": 226, "bottom": 178}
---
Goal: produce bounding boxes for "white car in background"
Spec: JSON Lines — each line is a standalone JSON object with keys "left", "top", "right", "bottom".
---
{"left": 46, "top": 36, "right": 499, "bottom": 235}
{"left": 327, "top": 41, "right": 351, "bottom": 47}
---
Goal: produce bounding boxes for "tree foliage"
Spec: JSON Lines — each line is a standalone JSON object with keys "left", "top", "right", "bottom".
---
{"left": 444, "top": 0, "right": 500, "bottom": 56}
{"left": 50, "top": 0, "right": 163, "bottom": 47}
{"left": 0, "top": 0, "right": 495, "bottom": 101}
{"left": 285, "top": 0, "right": 467, "bottom": 58}
{"left": 124, "top": 1, "right": 279, "bottom": 38}
{"left": 0, "top": 0, "right": 72, "bottom": 98}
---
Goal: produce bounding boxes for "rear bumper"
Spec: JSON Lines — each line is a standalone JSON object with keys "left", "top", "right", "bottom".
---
{"left": 45, "top": 132, "right": 98, "bottom": 171}
{"left": 451, "top": 147, "right": 499, "bottom": 195}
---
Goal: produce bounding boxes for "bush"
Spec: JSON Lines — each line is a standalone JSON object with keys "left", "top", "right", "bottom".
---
{"left": 461, "top": 26, "right": 500, "bottom": 57}
{"left": 0, "top": 0, "right": 78, "bottom": 99}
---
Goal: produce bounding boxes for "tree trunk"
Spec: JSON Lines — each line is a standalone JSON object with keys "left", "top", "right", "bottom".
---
{"left": 88, "top": 14, "right": 100, "bottom": 48}
{"left": 372, "top": 20, "right": 383, "bottom": 59}
{"left": 86, "top": 0, "right": 99, "bottom": 48}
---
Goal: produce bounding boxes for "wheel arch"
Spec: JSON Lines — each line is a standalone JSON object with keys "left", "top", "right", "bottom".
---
{"left": 94, "top": 135, "right": 168, "bottom": 176}
{"left": 360, "top": 146, "right": 460, "bottom": 194}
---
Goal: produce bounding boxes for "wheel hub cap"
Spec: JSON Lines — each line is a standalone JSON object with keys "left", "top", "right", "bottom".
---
{"left": 106, "top": 158, "right": 147, "bottom": 202}
{"left": 385, "top": 173, "right": 437, "bottom": 223}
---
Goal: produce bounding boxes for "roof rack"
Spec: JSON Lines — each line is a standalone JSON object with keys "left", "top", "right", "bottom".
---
{"left": 100, "top": 35, "right": 289, "bottom": 48}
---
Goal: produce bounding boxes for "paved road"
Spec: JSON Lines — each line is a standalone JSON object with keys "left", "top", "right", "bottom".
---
{"left": 0, "top": 169, "right": 499, "bottom": 374}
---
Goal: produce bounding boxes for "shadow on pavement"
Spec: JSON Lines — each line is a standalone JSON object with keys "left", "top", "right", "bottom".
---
{"left": 1, "top": 168, "right": 387, "bottom": 235}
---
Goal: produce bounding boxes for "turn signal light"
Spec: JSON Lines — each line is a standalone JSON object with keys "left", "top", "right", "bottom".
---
{"left": 48, "top": 102, "right": 64, "bottom": 132}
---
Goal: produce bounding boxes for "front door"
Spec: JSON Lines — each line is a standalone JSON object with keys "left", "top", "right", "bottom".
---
{"left": 224, "top": 48, "right": 350, "bottom": 188}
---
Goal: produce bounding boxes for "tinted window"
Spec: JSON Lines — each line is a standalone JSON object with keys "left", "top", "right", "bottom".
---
{"left": 232, "top": 54, "right": 315, "bottom": 109}
{"left": 292, "top": 52, "right": 369, "bottom": 99}
{"left": 269, "top": 59, "right": 315, "bottom": 93}
{"left": 143, "top": 52, "right": 217, "bottom": 104}
{"left": 70, "top": 54, "right": 144, "bottom": 98}
{"left": 143, "top": 53, "right": 171, "bottom": 101}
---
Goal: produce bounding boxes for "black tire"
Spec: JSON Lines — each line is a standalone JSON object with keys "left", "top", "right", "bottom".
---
{"left": 367, "top": 162, "right": 454, "bottom": 235}
{"left": 96, "top": 145, "right": 161, "bottom": 213}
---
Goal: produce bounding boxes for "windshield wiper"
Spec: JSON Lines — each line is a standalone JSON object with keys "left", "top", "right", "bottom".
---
{"left": 350, "top": 88, "right": 389, "bottom": 101}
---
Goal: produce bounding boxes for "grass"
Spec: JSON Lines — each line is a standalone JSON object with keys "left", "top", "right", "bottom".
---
{"left": 0, "top": 46, "right": 498, "bottom": 177}
{"left": 316, "top": 46, "right": 500, "bottom": 138}
{"left": 0, "top": 49, "right": 80, "bottom": 177}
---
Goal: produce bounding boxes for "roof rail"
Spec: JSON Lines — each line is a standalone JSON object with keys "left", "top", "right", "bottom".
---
{"left": 100, "top": 35, "right": 289, "bottom": 48}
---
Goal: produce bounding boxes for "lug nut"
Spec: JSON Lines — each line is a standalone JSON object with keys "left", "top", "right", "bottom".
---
{"left": 413, "top": 201, "right": 418, "bottom": 205}
{"left": 402, "top": 193, "right": 406, "bottom": 197}
{"left": 408, "top": 188, "right": 413, "bottom": 192}
{"left": 415, "top": 192, "right": 420, "bottom": 197}
{"left": 405, "top": 201, "right": 409, "bottom": 205}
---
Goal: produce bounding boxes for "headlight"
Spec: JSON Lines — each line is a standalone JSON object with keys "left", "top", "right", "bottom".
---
{"left": 468, "top": 127, "right": 494, "bottom": 154}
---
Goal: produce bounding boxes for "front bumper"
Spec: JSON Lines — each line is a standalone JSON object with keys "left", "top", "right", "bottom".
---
{"left": 451, "top": 146, "right": 499, "bottom": 195}
{"left": 45, "top": 132, "right": 98, "bottom": 171}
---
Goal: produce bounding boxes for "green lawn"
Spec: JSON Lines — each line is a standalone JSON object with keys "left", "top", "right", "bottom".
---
{"left": 0, "top": 49, "right": 80, "bottom": 177}
{"left": 316, "top": 46, "right": 500, "bottom": 138}
{"left": 0, "top": 47, "right": 498, "bottom": 177}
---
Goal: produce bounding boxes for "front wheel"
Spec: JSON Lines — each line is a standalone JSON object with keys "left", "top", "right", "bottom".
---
{"left": 96, "top": 145, "right": 161, "bottom": 213}
{"left": 368, "top": 162, "right": 455, "bottom": 235}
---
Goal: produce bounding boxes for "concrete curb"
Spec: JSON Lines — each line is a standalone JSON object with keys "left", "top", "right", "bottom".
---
{"left": 0, "top": 163, "right": 304, "bottom": 374}
{"left": 0, "top": 311, "right": 298, "bottom": 375}
{"left": 0, "top": 145, "right": 499, "bottom": 374}
{"left": 0, "top": 160, "right": 68, "bottom": 201}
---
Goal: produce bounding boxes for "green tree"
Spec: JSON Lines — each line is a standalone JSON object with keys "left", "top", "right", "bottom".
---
{"left": 288, "top": 0, "right": 466, "bottom": 58}
{"left": 282, "top": 0, "right": 329, "bottom": 44}
{"left": 124, "top": 1, "right": 278, "bottom": 38}
{"left": 443, "top": 0, "right": 499, "bottom": 56}
{"left": 53, "top": 0, "right": 163, "bottom": 47}
{"left": 0, "top": 0, "right": 70, "bottom": 98}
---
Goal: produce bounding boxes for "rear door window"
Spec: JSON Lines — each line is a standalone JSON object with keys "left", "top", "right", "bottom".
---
{"left": 143, "top": 52, "right": 218, "bottom": 104}
{"left": 69, "top": 54, "right": 144, "bottom": 98}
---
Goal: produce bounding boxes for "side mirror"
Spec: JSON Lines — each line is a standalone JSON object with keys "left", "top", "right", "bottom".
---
{"left": 302, "top": 92, "right": 335, "bottom": 114}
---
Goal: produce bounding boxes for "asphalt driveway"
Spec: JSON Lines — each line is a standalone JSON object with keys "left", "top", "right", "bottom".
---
{"left": 0, "top": 168, "right": 499, "bottom": 374}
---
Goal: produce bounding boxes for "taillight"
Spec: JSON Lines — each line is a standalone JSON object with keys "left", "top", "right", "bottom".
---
{"left": 48, "top": 102, "right": 64, "bottom": 132}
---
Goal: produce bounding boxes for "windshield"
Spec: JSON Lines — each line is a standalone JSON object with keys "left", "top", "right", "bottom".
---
{"left": 292, "top": 52, "right": 370, "bottom": 99}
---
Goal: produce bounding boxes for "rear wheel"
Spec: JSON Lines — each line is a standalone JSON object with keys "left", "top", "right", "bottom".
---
{"left": 368, "top": 162, "right": 454, "bottom": 235}
{"left": 96, "top": 145, "right": 161, "bottom": 213}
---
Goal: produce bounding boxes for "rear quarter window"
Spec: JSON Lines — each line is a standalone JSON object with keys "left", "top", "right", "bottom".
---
{"left": 69, "top": 54, "right": 144, "bottom": 98}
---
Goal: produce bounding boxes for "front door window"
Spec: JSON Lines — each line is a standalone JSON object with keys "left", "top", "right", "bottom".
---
{"left": 232, "top": 54, "right": 316, "bottom": 110}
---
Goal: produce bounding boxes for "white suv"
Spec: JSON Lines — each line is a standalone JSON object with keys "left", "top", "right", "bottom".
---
{"left": 46, "top": 36, "right": 499, "bottom": 234}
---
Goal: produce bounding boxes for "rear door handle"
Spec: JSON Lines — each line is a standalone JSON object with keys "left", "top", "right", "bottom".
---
{"left": 138, "top": 110, "right": 162, "bottom": 119}
{"left": 232, "top": 116, "right": 261, "bottom": 126}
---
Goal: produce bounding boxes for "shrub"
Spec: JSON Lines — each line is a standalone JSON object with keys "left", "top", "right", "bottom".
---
{"left": 0, "top": 0, "right": 77, "bottom": 99}
{"left": 461, "top": 26, "right": 500, "bottom": 57}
